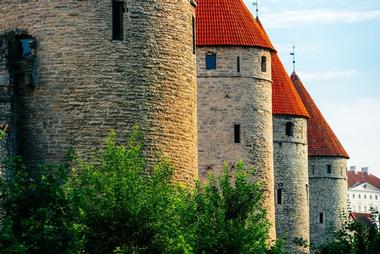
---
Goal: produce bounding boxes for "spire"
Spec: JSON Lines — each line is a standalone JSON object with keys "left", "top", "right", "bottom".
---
{"left": 290, "top": 72, "right": 350, "bottom": 158}
{"left": 290, "top": 45, "right": 296, "bottom": 73}
{"left": 253, "top": 0, "right": 259, "bottom": 17}
{"left": 196, "top": 0, "right": 275, "bottom": 50}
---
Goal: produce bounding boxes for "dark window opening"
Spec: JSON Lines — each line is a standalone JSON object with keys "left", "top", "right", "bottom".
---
{"left": 20, "top": 38, "right": 33, "bottom": 58}
{"left": 306, "top": 184, "right": 309, "bottom": 206}
{"left": 237, "top": 56, "right": 240, "bottom": 73}
{"left": 261, "top": 56, "right": 267, "bottom": 72}
{"left": 312, "top": 165, "right": 315, "bottom": 175}
{"left": 286, "top": 122, "right": 294, "bottom": 136}
{"left": 327, "top": 164, "right": 332, "bottom": 174}
{"left": 277, "top": 188, "right": 283, "bottom": 205}
{"left": 192, "top": 16, "right": 196, "bottom": 54}
{"left": 234, "top": 124, "right": 241, "bottom": 144}
{"left": 112, "top": 0, "right": 125, "bottom": 41}
{"left": 16, "top": 35, "right": 38, "bottom": 87}
{"left": 319, "top": 213, "right": 324, "bottom": 224}
{"left": 206, "top": 53, "right": 216, "bottom": 70}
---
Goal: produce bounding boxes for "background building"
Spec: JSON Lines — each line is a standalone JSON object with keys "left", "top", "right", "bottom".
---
{"left": 348, "top": 166, "right": 380, "bottom": 213}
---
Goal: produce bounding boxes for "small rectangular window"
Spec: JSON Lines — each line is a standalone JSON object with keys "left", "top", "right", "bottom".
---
{"left": 319, "top": 213, "right": 324, "bottom": 224}
{"left": 112, "top": 1, "right": 124, "bottom": 41}
{"left": 312, "top": 164, "right": 315, "bottom": 175}
{"left": 261, "top": 56, "right": 267, "bottom": 72}
{"left": 206, "top": 53, "right": 216, "bottom": 70}
{"left": 237, "top": 56, "right": 240, "bottom": 73}
{"left": 277, "top": 188, "right": 283, "bottom": 205}
{"left": 327, "top": 164, "right": 332, "bottom": 174}
{"left": 306, "top": 184, "right": 309, "bottom": 206}
{"left": 234, "top": 124, "right": 241, "bottom": 144}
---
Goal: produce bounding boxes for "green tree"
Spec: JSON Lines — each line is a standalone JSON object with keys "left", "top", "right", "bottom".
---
{"left": 186, "top": 163, "right": 275, "bottom": 254}
{"left": 0, "top": 157, "right": 77, "bottom": 254}
{"left": 66, "top": 129, "right": 192, "bottom": 254}
{"left": 318, "top": 211, "right": 380, "bottom": 254}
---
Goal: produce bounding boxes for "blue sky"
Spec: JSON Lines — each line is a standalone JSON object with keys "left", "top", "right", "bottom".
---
{"left": 243, "top": 0, "right": 380, "bottom": 176}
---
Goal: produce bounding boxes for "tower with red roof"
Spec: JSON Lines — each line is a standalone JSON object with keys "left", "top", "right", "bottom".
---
{"left": 196, "top": 0, "right": 276, "bottom": 239}
{"left": 291, "top": 72, "right": 349, "bottom": 248}
{"left": 256, "top": 18, "right": 311, "bottom": 253}
{"left": 272, "top": 54, "right": 311, "bottom": 253}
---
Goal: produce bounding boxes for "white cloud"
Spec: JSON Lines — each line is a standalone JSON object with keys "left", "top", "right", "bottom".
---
{"left": 262, "top": 9, "right": 380, "bottom": 28}
{"left": 321, "top": 98, "right": 380, "bottom": 177}
{"left": 298, "top": 69, "right": 360, "bottom": 81}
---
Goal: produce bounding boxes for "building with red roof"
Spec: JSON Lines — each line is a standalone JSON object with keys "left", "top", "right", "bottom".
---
{"left": 291, "top": 72, "right": 349, "bottom": 248}
{"left": 196, "top": 0, "right": 277, "bottom": 240}
{"left": 256, "top": 18, "right": 310, "bottom": 253}
{"left": 347, "top": 166, "right": 380, "bottom": 214}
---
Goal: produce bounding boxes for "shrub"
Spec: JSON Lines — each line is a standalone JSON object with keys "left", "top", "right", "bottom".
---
{"left": 0, "top": 157, "right": 77, "bottom": 254}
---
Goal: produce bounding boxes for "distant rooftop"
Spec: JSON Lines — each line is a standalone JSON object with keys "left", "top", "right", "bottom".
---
{"left": 347, "top": 168, "right": 380, "bottom": 189}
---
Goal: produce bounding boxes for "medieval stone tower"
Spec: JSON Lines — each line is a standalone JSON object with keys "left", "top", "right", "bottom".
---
{"left": 291, "top": 72, "right": 349, "bottom": 248}
{"left": 196, "top": 0, "right": 276, "bottom": 239}
{"left": 0, "top": 0, "right": 198, "bottom": 184}
{"left": 272, "top": 55, "right": 310, "bottom": 253}
{"left": 256, "top": 19, "right": 311, "bottom": 253}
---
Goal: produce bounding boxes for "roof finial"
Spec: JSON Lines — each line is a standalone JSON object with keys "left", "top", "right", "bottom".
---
{"left": 290, "top": 45, "right": 296, "bottom": 73}
{"left": 253, "top": 0, "right": 259, "bottom": 17}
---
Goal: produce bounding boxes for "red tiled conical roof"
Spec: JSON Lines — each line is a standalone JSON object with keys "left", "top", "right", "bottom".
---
{"left": 291, "top": 72, "right": 349, "bottom": 158}
{"left": 272, "top": 54, "right": 309, "bottom": 118}
{"left": 255, "top": 18, "right": 309, "bottom": 118}
{"left": 196, "top": 0, "right": 275, "bottom": 50}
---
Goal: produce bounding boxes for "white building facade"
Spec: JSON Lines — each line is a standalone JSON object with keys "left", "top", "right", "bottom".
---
{"left": 348, "top": 167, "right": 380, "bottom": 213}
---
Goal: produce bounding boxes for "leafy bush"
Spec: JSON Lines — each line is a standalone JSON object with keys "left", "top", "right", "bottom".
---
{"left": 1, "top": 128, "right": 285, "bottom": 253}
{"left": 0, "top": 157, "right": 77, "bottom": 254}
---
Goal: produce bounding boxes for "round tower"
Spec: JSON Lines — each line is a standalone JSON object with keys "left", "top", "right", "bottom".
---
{"left": 196, "top": 0, "right": 276, "bottom": 239}
{"left": 291, "top": 72, "right": 349, "bottom": 248}
{"left": 255, "top": 19, "right": 310, "bottom": 252}
{"left": 271, "top": 54, "right": 310, "bottom": 253}
{"left": 0, "top": 0, "right": 198, "bottom": 184}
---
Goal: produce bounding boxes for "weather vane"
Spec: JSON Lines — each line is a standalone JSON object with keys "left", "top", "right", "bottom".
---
{"left": 290, "top": 45, "right": 296, "bottom": 73}
{"left": 253, "top": 0, "right": 259, "bottom": 17}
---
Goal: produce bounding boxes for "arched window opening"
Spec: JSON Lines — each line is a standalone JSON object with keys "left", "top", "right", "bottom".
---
{"left": 285, "top": 122, "right": 294, "bottom": 137}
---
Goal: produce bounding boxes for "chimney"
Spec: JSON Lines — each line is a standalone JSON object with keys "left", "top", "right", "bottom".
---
{"left": 362, "top": 167, "right": 369, "bottom": 175}
{"left": 350, "top": 166, "right": 356, "bottom": 173}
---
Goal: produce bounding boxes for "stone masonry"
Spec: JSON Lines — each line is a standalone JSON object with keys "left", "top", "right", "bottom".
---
{"left": 309, "top": 156, "right": 348, "bottom": 247}
{"left": 197, "top": 46, "right": 276, "bottom": 240}
{"left": 274, "top": 115, "right": 309, "bottom": 253}
{"left": 0, "top": 0, "right": 198, "bottom": 185}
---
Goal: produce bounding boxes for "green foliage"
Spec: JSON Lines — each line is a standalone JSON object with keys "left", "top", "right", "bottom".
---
{"left": 0, "top": 157, "right": 77, "bottom": 254}
{"left": 0, "top": 127, "right": 285, "bottom": 253}
{"left": 0, "top": 129, "right": 6, "bottom": 141}
{"left": 66, "top": 129, "right": 190, "bottom": 253}
{"left": 318, "top": 211, "right": 380, "bottom": 254}
{"left": 186, "top": 163, "right": 272, "bottom": 254}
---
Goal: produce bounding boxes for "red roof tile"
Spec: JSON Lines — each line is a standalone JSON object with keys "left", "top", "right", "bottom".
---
{"left": 347, "top": 171, "right": 380, "bottom": 189}
{"left": 272, "top": 54, "right": 309, "bottom": 118}
{"left": 291, "top": 72, "right": 349, "bottom": 158}
{"left": 196, "top": 0, "right": 275, "bottom": 50}
{"left": 254, "top": 18, "right": 309, "bottom": 118}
